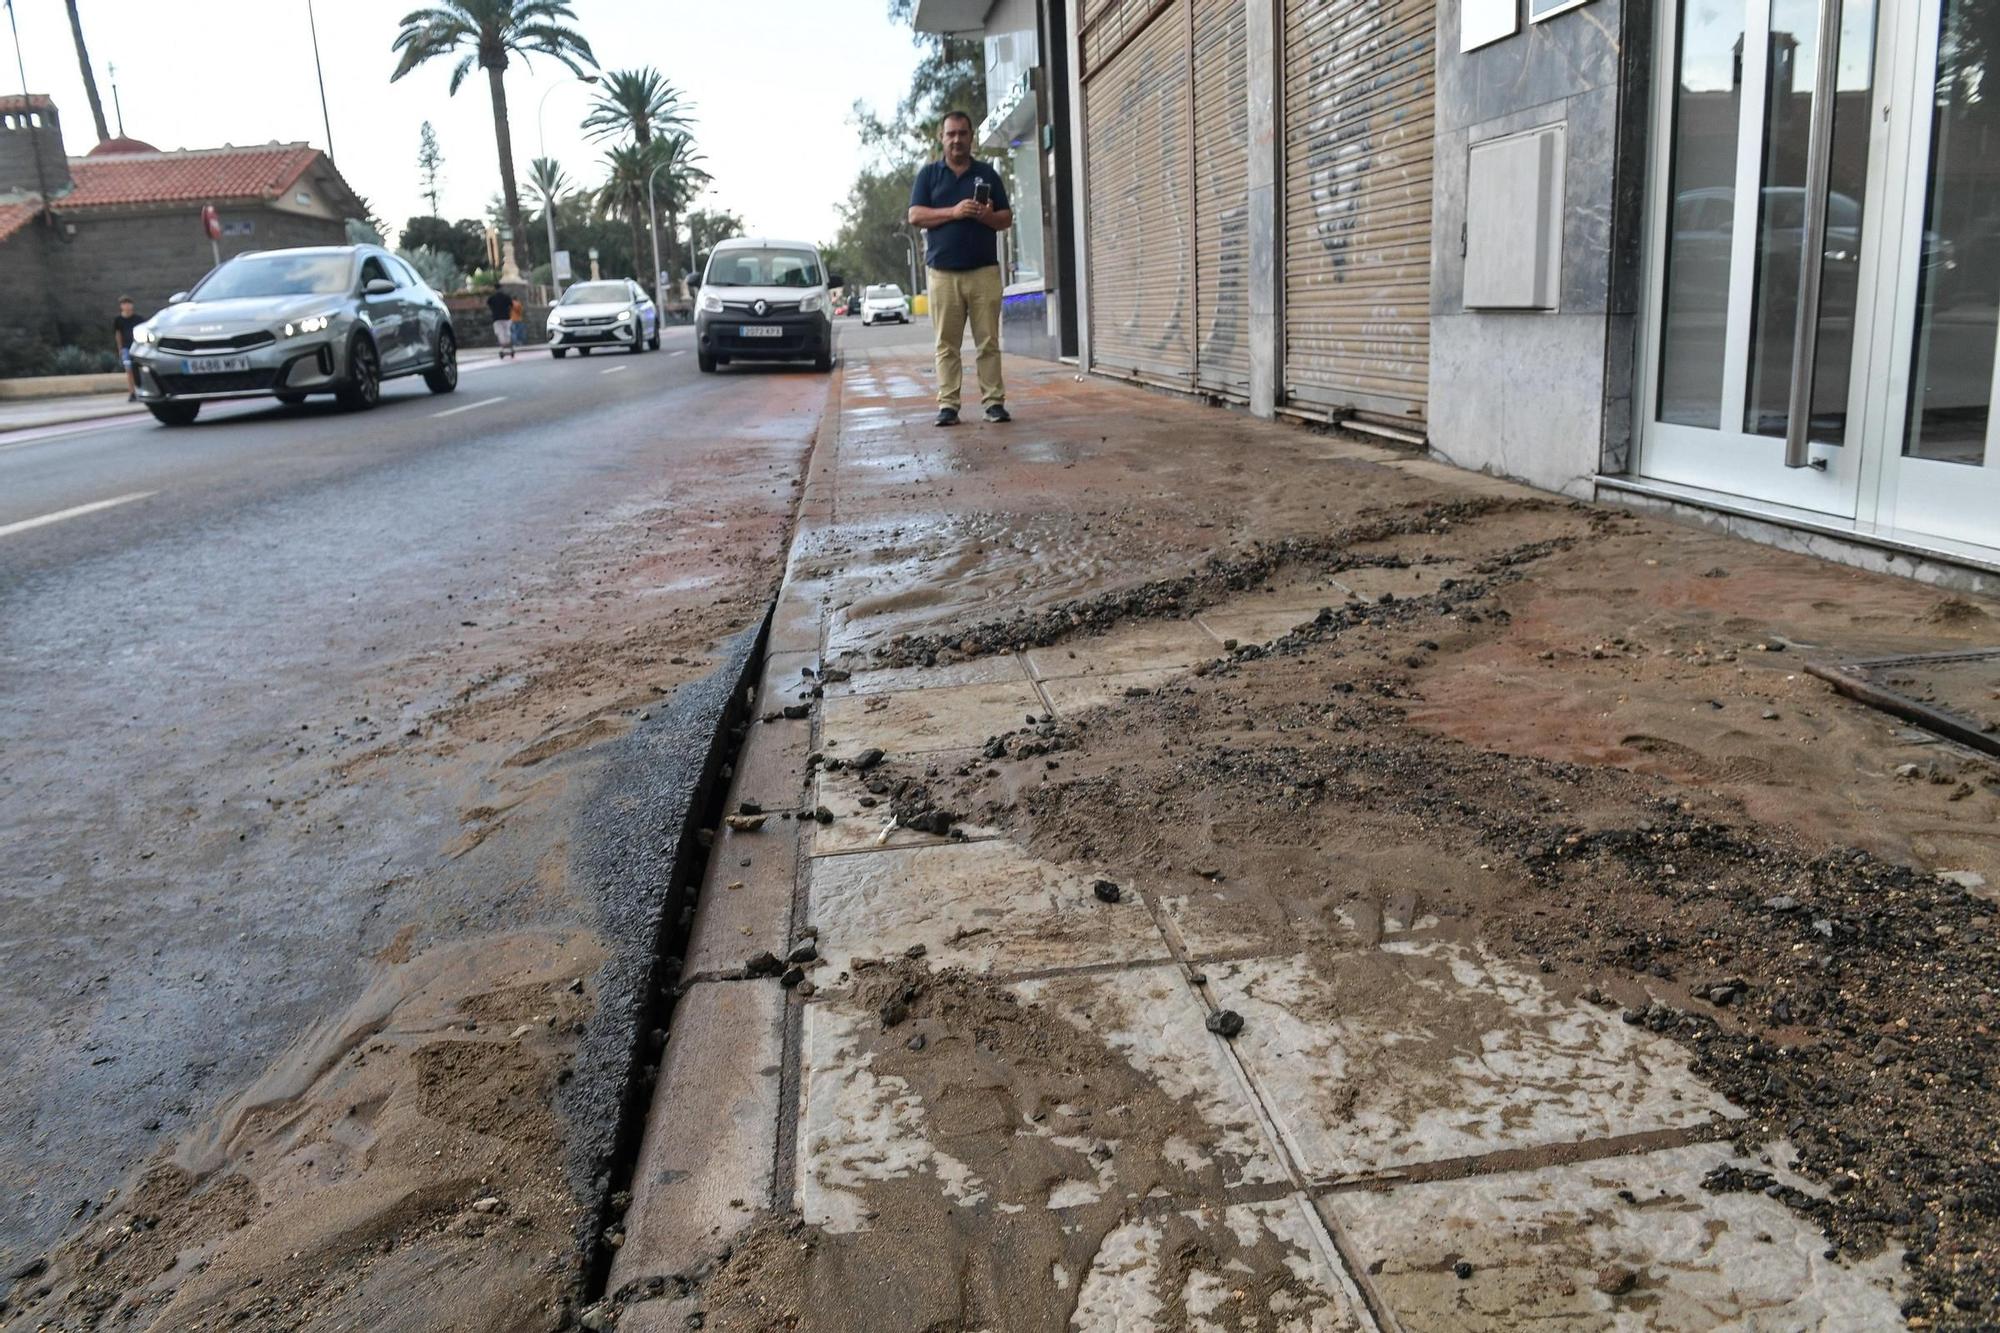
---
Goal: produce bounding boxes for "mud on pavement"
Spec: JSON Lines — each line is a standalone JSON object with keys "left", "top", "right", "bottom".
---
{"left": 870, "top": 498, "right": 2000, "bottom": 1328}
{"left": 626, "top": 351, "right": 1998, "bottom": 1332}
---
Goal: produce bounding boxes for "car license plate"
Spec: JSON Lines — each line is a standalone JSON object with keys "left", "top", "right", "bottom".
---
{"left": 738, "top": 325, "right": 783, "bottom": 338}
{"left": 181, "top": 355, "right": 253, "bottom": 374}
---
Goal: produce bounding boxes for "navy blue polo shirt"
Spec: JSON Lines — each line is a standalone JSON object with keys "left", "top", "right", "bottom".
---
{"left": 909, "top": 158, "right": 1010, "bottom": 271}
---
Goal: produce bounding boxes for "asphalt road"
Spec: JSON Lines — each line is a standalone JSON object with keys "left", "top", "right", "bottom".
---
{"left": 0, "top": 318, "right": 931, "bottom": 1279}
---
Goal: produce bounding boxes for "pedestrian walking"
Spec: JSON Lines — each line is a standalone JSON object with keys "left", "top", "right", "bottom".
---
{"left": 112, "top": 296, "right": 142, "bottom": 401}
{"left": 907, "top": 110, "right": 1012, "bottom": 427}
{"left": 486, "top": 288, "right": 516, "bottom": 359}
{"left": 510, "top": 295, "right": 526, "bottom": 353}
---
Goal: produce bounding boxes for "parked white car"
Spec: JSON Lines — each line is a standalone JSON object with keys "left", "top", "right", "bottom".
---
{"left": 860, "top": 284, "right": 911, "bottom": 326}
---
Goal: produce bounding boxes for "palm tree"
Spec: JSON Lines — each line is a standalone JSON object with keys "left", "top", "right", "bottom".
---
{"left": 582, "top": 68, "right": 692, "bottom": 285}
{"left": 528, "top": 155, "right": 573, "bottom": 288}
{"left": 64, "top": 1, "right": 111, "bottom": 144}
{"left": 390, "top": 1, "right": 596, "bottom": 280}
{"left": 652, "top": 132, "right": 711, "bottom": 293}
{"left": 596, "top": 142, "right": 654, "bottom": 283}
{"left": 581, "top": 67, "right": 691, "bottom": 148}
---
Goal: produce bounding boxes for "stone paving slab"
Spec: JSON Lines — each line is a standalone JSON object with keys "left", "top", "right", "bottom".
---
{"left": 1040, "top": 666, "right": 1187, "bottom": 718}
{"left": 1205, "top": 943, "right": 1741, "bottom": 1180}
{"left": 810, "top": 752, "right": 1002, "bottom": 856}
{"left": 1026, "top": 619, "right": 1221, "bottom": 681}
{"left": 807, "top": 839, "right": 1171, "bottom": 978}
{"left": 1323, "top": 1141, "right": 1906, "bottom": 1330}
{"left": 821, "top": 678, "right": 1048, "bottom": 757}
{"left": 680, "top": 817, "right": 799, "bottom": 977}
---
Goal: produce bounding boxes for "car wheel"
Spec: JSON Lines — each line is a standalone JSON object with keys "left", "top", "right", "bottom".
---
{"left": 814, "top": 345, "right": 834, "bottom": 373}
{"left": 423, "top": 327, "right": 458, "bottom": 394}
{"left": 275, "top": 392, "right": 308, "bottom": 406}
{"left": 697, "top": 349, "right": 717, "bottom": 373}
{"left": 552, "top": 347, "right": 568, "bottom": 359}
{"left": 580, "top": 347, "right": 593, "bottom": 357}
{"left": 630, "top": 337, "right": 645, "bottom": 355}
{"left": 148, "top": 401, "right": 200, "bottom": 426}
{"left": 649, "top": 333, "right": 661, "bottom": 350}
{"left": 335, "top": 336, "right": 381, "bottom": 411}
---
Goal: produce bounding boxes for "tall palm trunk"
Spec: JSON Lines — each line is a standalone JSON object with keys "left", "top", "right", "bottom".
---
{"left": 628, "top": 187, "right": 646, "bottom": 283}
{"left": 485, "top": 63, "right": 524, "bottom": 275}
{"left": 64, "top": 0, "right": 110, "bottom": 144}
{"left": 664, "top": 204, "right": 681, "bottom": 294}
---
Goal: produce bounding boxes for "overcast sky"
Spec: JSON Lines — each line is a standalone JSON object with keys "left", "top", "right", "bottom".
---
{"left": 7, "top": 0, "right": 923, "bottom": 246}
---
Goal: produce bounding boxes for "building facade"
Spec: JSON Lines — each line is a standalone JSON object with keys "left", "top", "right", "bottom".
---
{"left": 0, "top": 94, "right": 365, "bottom": 352}
{"left": 925, "top": 0, "right": 1999, "bottom": 586}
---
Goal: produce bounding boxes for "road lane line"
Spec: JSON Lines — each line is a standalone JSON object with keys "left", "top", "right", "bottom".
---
{"left": 431, "top": 395, "right": 506, "bottom": 419}
{"left": 0, "top": 491, "right": 155, "bottom": 538}
{"left": 601, "top": 365, "right": 629, "bottom": 375}
{"left": 669, "top": 350, "right": 688, "bottom": 357}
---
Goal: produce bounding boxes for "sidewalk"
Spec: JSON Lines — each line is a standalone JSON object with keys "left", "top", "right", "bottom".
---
{"left": 598, "top": 349, "right": 1999, "bottom": 1330}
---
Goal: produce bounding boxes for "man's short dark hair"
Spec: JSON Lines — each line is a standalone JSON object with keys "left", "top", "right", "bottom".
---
{"left": 941, "top": 109, "right": 973, "bottom": 132}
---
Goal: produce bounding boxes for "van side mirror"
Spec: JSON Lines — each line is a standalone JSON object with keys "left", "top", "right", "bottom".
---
{"left": 826, "top": 273, "right": 844, "bottom": 290}
{"left": 168, "top": 291, "right": 189, "bottom": 304}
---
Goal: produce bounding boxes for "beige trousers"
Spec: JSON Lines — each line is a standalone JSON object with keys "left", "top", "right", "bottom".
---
{"left": 927, "top": 265, "right": 1005, "bottom": 409}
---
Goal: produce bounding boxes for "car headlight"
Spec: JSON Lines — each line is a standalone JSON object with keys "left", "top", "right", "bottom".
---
{"left": 547, "top": 312, "right": 564, "bottom": 326}
{"left": 615, "top": 309, "right": 633, "bottom": 322}
{"left": 699, "top": 292, "right": 723, "bottom": 314}
{"left": 282, "top": 313, "right": 334, "bottom": 338}
{"left": 132, "top": 324, "right": 154, "bottom": 345}
{"left": 800, "top": 293, "right": 824, "bottom": 314}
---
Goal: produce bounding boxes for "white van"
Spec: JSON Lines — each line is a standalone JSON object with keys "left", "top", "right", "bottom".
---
{"left": 694, "top": 237, "right": 840, "bottom": 373}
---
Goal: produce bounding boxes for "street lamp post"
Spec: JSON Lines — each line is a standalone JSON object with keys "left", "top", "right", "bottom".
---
{"left": 536, "top": 75, "right": 597, "bottom": 297}
{"left": 647, "top": 159, "right": 670, "bottom": 317}
{"left": 892, "top": 228, "right": 920, "bottom": 298}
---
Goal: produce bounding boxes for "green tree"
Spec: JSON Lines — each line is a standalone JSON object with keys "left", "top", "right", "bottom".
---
{"left": 651, "top": 131, "right": 711, "bottom": 287}
{"left": 417, "top": 120, "right": 445, "bottom": 214}
{"left": 389, "top": 0, "right": 596, "bottom": 280}
{"left": 832, "top": 168, "right": 923, "bottom": 292}
{"left": 684, "top": 206, "right": 745, "bottom": 282}
{"left": 582, "top": 67, "right": 696, "bottom": 282}
{"left": 595, "top": 142, "right": 656, "bottom": 284}
{"left": 400, "top": 215, "right": 489, "bottom": 273}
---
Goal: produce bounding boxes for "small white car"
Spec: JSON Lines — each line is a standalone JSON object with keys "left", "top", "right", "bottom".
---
{"left": 546, "top": 279, "right": 659, "bottom": 357}
{"left": 860, "top": 284, "right": 911, "bottom": 326}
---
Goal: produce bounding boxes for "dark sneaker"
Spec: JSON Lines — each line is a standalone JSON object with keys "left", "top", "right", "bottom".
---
{"left": 983, "top": 403, "right": 1011, "bottom": 423}
{"left": 934, "top": 407, "right": 960, "bottom": 427}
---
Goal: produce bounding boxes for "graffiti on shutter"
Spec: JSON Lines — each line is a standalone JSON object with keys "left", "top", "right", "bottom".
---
{"left": 1194, "top": 0, "right": 1250, "bottom": 399}
{"left": 1282, "top": 0, "right": 1436, "bottom": 426}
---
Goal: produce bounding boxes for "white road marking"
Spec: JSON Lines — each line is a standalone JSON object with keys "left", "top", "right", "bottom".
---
{"left": 431, "top": 395, "right": 506, "bottom": 419}
{"left": 601, "top": 365, "right": 629, "bottom": 375}
{"left": 0, "top": 491, "right": 155, "bottom": 538}
{"left": 669, "top": 349, "right": 688, "bottom": 357}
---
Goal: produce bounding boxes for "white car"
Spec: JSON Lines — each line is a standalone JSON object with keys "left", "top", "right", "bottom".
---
{"left": 860, "top": 284, "right": 911, "bottom": 326}
{"left": 546, "top": 279, "right": 659, "bottom": 357}
{"left": 694, "top": 237, "right": 840, "bottom": 373}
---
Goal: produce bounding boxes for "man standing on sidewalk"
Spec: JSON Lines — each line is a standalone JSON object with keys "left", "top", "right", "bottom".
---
{"left": 113, "top": 297, "right": 142, "bottom": 401}
{"left": 908, "top": 110, "right": 1012, "bottom": 427}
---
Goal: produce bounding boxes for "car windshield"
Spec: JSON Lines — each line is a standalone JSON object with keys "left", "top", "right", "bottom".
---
{"left": 560, "top": 282, "right": 631, "bottom": 305}
{"left": 706, "top": 249, "right": 822, "bottom": 288}
{"left": 866, "top": 285, "right": 903, "bottom": 299}
{"left": 193, "top": 252, "right": 352, "bottom": 300}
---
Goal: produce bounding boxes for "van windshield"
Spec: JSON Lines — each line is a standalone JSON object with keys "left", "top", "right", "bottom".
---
{"left": 706, "top": 248, "right": 822, "bottom": 288}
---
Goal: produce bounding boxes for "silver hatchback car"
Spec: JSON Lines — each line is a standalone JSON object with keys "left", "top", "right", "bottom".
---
{"left": 130, "top": 245, "right": 457, "bottom": 425}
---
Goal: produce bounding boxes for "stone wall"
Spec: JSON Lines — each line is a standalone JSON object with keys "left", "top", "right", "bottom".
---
{"left": 42, "top": 207, "right": 348, "bottom": 347}
{"left": 1426, "top": 0, "right": 1652, "bottom": 497}
{"left": 448, "top": 298, "right": 553, "bottom": 350}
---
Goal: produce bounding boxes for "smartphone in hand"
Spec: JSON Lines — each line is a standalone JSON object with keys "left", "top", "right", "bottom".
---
{"left": 974, "top": 180, "right": 992, "bottom": 206}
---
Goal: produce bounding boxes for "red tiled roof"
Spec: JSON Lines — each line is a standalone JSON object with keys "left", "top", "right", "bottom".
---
{"left": 0, "top": 93, "right": 56, "bottom": 114}
{"left": 0, "top": 200, "right": 40, "bottom": 244}
{"left": 59, "top": 143, "right": 324, "bottom": 210}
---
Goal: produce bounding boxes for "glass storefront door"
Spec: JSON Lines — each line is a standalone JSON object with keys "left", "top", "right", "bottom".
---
{"left": 1640, "top": 0, "right": 1886, "bottom": 516}
{"left": 1644, "top": 0, "right": 2000, "bottom": 556}
{"left": 1879, "top": 0, "right": 2000, "bottom": 547}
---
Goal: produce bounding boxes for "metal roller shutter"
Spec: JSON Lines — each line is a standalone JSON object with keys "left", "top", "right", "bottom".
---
{"left": 1084, "top": 2, "right": 1195, "bottom": 386}
{"left": 1193, "top": 0, "right": 1250, "bottom": 400}
{"left": 1281, "top": 0, "right": 1436, "bottom": 427}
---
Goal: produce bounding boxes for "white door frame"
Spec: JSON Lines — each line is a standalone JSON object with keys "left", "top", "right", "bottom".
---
{"left": 1873, "top": 0, "right": 2000, "bottom": 547}
{"left": 1634, "top": 0, "right": 1899, "bottom": 518}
